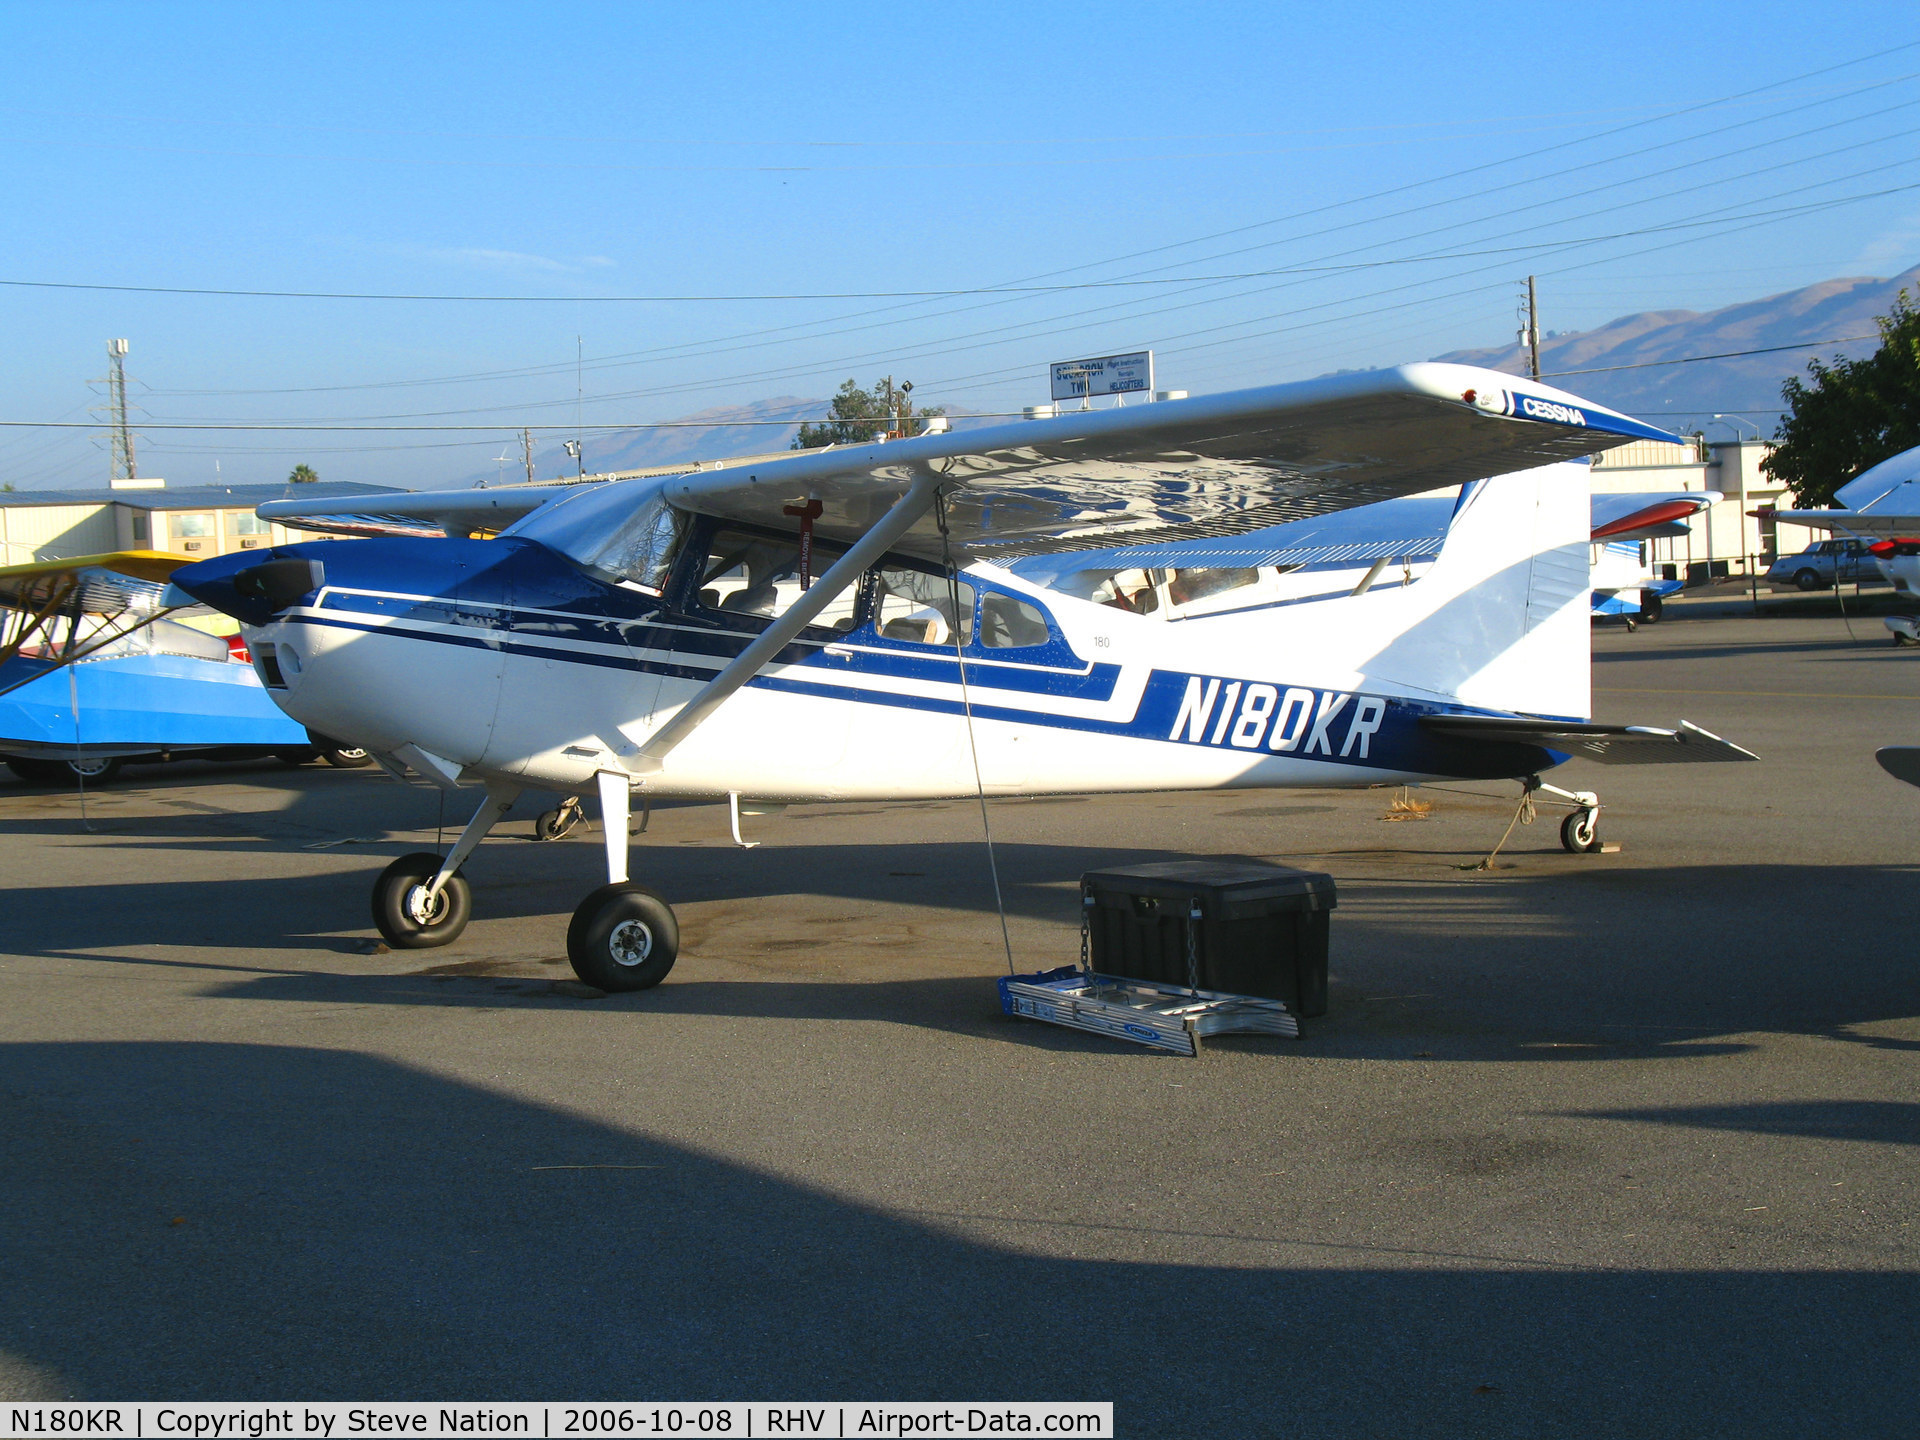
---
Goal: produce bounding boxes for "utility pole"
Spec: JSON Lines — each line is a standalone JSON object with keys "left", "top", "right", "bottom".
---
{"left": 97, "top": 339, "right": 138, "bottom": 482}
{"left": 1525, "top": 276, "right": 1541, "bottom": 380}
{"left": 522, "top": 427, "right": 534, "bottom": 484}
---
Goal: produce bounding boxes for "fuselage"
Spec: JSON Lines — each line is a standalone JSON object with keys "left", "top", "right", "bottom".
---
{"left": 176, "top": 512, "right": 1565, "bottom": 802}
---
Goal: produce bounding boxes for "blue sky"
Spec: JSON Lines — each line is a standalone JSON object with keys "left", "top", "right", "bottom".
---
{"left": 2, "top": 2, "right": 1917, "bottom": 489}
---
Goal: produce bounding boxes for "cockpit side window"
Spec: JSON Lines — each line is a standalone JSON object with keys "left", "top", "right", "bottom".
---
{"left": 692, "top": 526, "right": 857, "bottom": 631}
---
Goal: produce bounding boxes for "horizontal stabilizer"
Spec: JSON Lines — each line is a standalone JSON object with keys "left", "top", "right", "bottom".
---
{"left": 1421, "top": 715, "right": 1758, "bottom": 764}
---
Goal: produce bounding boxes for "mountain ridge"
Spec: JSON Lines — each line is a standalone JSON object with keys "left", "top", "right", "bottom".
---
{"left": 1433, "top": 262, "right": 1920, "bottom": 425}
{"left": 445, "top": 261, "right": 1920, "bottom": 487}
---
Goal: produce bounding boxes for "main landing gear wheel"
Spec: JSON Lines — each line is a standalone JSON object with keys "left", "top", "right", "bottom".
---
{"left": 371, "top": 852, "right": 472, "bottom": 948}
{"left": 533, "top": 795, "right": 584, "bottom": 841}
{"left": 1638, "top": 591, "right": 1664, "bottom": 624}
{"left": 308, "top": 730, "right": 374, "bottom": 769}
{"left": 1560, "top": 809, "right": 1602, "bottom": 853}
{"left": 567, "top": 883, "right": 679, "bottom": 992}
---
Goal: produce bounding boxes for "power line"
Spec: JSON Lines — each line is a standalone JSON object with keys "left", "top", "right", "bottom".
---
{"left": 129, "top": 52, "right": 1920, "bottom": 403}
{"left": 1543, "top": 334, "right": 1876, "bottom": 377}
{"left": 0, "top": 331, "right": 1886, "bottom": 435}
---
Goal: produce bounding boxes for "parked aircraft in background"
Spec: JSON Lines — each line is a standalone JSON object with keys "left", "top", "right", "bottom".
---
{"left": 171, "top": 365, "right": 1756, "bottom": 993}
{"left": 1005, "top": 490, "right": 1719, "bottom": 630}
{"left": 1772, "top": 441, "right": 1920, "bottom": 641}
{"left": 1770, "top": 442, "right": 1920, "bottom": 784}
{"left": 0, "top": 551, "right": 365, "bottom": 784}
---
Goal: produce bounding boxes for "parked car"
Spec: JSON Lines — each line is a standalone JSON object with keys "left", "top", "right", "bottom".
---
{"left": 1765, "top": 538, "right": 1885, "bottom": 592}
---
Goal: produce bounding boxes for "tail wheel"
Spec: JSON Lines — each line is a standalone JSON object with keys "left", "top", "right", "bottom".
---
{"left": 567, "top": 883, "right": 679, "bottom": 992}
{"left": 1560, "top": 809, "right": 1601, "bottom": 853}
{"left": 371, "top": 852, "right": 472, "bottom": 949}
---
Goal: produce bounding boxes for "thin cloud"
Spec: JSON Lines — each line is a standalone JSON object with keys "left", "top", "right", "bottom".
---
{"left": 1849, "top": 213, "right": 1920, "bottom": 275}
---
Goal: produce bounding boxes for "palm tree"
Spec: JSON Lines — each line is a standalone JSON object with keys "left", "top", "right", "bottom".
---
{"left": 288, "top": 464, "right": 319, "bottom": 484}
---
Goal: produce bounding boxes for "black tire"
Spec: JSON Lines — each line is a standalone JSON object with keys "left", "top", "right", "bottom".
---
{"left": 371, "top": 852, "right": 472, "bottom": 949}
{"left": 534, "top": 801, "right": 583, "bottom": 842}
{"left": 64, "top": 756, "right": 123, "bottom": 785}
{"left": 1560, "top": 809, "right": 1601, "bottom": 854}
{"left": 1638, "top": 591, "right": 1663, "bottom": 623}
{"left": 1794, "top": 568, "right": 1824, "bottom": 592}
{"left": 308, "top": 731, "right": 374, "bottom": 769}
{"left": 274, "top": 747, "right": 321, "bottom": 765}
{"left": 5, "top": 757, "right": 65, "bottom": 784}
{"left": 567, "top": 883, "right": 679, "bottom": 992}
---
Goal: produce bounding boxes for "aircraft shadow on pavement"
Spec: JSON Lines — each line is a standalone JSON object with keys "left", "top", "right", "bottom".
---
{"left": 1562, "top": 1100, "right": 1920, "bottom": 1147}
{"left": 0, "top": 1039, "right": 1914, "bottom": 1433}
{"left": 11, "top": 843, "right": 1920, "bottom": 1061}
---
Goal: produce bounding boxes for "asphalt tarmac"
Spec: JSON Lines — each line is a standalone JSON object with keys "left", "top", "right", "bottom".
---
{"left": 2, "top": 610, "right": 1917, "bottom": 1437}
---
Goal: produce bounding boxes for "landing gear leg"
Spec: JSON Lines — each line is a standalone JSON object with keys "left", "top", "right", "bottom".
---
{"left": 565, "top": 770, "right": 679, "bottom": 992}
{"left": 1531, "top": 776, "right": 1603, "bottom": 853}
{"left": 371, "top": 778, "right": 521, "bottom": 948}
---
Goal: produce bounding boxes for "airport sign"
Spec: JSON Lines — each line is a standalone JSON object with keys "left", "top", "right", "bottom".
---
{"left": 1050, "top": 350, "right": 1154, "bottom": 402}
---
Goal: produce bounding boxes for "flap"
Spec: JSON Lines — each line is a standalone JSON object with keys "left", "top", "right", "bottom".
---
{"left": 1422, "top": 715, "right": 1759, "bottom": 764}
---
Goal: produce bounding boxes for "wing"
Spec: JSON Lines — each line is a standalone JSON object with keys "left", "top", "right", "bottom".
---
{"left": 0, "top": 549, "right": 186, "bottom": 596}
{"left": 0, "top": 550, "right": 197, "bottom": 683}
{"left": 255, "top": 485, "right": 562, "bottom": 539}
{"left": 254, "top": 363, "right": 1675, "bottom": 559}
{"left": 1590, "top": 491, "right": 1720, "bottom": 543}
{"left": 1773, "top": 441, "right": 1920, "bottom": 536}
{"left": 663, "top": 364, "right": 1675, "bottom": 561}
{"left": 1421, "top": 715, "right": 1759, "bottom": 764}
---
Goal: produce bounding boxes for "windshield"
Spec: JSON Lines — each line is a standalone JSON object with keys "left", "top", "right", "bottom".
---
{"left": 502, "top": 478, "right": 688, "bottom": 590}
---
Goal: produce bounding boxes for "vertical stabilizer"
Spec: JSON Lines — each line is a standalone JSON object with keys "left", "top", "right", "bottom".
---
{"left": 1359, "top": 461, "right": 1591, "bottom": 719}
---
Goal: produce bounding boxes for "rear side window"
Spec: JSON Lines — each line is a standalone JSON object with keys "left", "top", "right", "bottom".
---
{"left": 979, "top": 594, "right": 1050, "bottom": 648}
{"left": 874, "top": 565, "right": 972, "bottom": 646}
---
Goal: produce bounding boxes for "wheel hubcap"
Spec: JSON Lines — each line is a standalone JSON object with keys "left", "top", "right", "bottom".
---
{"left": 405, "top": 883, "right": 446, "bottom": 926}
{"left": 608, "top": 918, "right": 654, "bottom": 967}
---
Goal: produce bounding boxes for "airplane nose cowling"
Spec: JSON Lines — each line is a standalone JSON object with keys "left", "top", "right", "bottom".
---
{"left": 171, "top": 546, "right": 329, "bottom": 626}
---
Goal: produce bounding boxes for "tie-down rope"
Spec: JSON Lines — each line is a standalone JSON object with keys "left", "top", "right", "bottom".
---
{"left": 935, "top": 489, "right": 1016, "bottom": 976}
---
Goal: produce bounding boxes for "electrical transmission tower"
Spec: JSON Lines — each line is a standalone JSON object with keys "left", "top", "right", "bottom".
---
{"left": 93, "top": 339, "right": 139, "bottom": 482}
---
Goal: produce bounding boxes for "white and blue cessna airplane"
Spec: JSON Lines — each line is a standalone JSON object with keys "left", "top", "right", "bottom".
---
{"left": 170, "top": 363, "right": 1755, "bottom": 991}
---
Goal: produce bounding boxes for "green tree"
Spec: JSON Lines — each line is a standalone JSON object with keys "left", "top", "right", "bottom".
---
{"left": 792, "top": 377, "right": 945, "bottom": 449}
{"left": 1762, "top": 289, "right": 1920, "bottom": 506}
{"left": 288, "top": 463, "right": 320, "bottom": 484}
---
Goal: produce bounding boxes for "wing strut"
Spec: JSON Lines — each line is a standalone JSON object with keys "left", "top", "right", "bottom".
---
{"left": 626, "top": 471, "right": 943, "bottom": 773}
